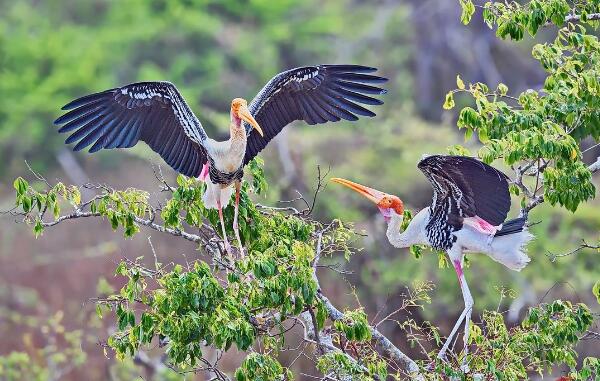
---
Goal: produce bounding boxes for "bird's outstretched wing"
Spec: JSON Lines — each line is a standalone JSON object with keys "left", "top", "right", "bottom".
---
{"left": 417, "top": 155, "right": 511, "bottom": 226}
{"left": 54, "top": 82, "right": 208, "bottom": 177}
{"left": 243, "top": 65, "right": 387, "bottom": 165}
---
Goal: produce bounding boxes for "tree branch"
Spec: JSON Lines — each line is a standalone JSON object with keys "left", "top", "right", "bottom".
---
{"left": 565, "top": 13, "right": 600, "bottom": 23}
{"left": 546, "top": 239, "right": 600, "bottom": 262}
{"left": 522, "top": 156, "right": 600, "bottom": 214}
{"left": 315, "top": 290, "right": 423, "bottom": 380}
{"left": 589, "top": 156, "right": 600, "bottom": 174}
{"left": 309, "top": 230, "right": 424, "bottom": 379}
{"left": 38, "top": 208, "right": 207, "bottom": 246}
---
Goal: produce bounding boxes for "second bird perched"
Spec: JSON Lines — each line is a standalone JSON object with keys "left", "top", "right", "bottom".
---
{"left": 54, "top": 64, "right": 388, "bottom": 257}
{"left": 332, "top": 155, "right": 534, "bottom": 365}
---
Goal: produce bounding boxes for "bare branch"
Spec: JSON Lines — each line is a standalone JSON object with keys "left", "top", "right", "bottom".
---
{"left": 589, "top": 156, "right": 600, "bottom": 174}
{"left": 315, "top": 290, "right": 423, "bottom": 380}
{"left": 564, "top": 13, "right": 600, "bottom": 23}
{"left": 309, "top": 227, "right": 423, "bottom": 379}
{"left": 546, "top": 239, "right": 600, "bottom": 262}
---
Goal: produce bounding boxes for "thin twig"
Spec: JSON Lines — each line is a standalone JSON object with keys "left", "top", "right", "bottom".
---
{"left": 546, "top": 239, "right": 599, "bottom": 262}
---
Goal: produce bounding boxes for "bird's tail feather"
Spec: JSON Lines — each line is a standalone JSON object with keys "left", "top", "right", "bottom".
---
{"left": 495, "top": 217, "right": 527, "bottom": 237}
{"left": 489, "top": 227, "right": 533, "bottom": 271}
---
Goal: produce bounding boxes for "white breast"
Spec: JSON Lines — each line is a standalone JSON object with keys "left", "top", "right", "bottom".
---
{"left": 206, "top": 138, "right": 246, "bottom": 173}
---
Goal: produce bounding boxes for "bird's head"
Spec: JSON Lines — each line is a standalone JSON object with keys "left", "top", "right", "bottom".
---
{"left": 231, "top": 98, "right": 263, "bottom": 137}
{"left": 331, "top": 177, "right": 404, "bottom": 222}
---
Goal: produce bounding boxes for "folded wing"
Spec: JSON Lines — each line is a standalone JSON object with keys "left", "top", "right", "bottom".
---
{"left": 417, "top": 155, "right": 511, "bottom": 226}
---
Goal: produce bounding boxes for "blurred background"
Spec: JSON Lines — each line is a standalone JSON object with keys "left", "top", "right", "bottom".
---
{"left": 0, "top": 0, "right": 598, "bottom": 379}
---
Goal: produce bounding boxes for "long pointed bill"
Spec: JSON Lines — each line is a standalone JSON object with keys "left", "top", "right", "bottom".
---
{"left": 238, "top": 105, "right": 264, "bottom": 137}
{"left": 330, "top": 178, "right": 386, "bottom": 204}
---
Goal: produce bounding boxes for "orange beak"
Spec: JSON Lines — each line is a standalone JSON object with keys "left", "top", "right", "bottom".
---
{"left": 238, "top": 104, "right": 263, "bottom": 137}
{"left": 330, "top": 177, "right": 387, "bottom": 205}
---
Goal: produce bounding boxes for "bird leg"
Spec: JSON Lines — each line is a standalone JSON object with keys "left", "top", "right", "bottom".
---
{"left": 438, "top": 257, "right": 474, "bottom": 370}
{"left": 216, "top": 196, "right": 232, "bottom": 258}
{"left": 233, "top": 181, "right": 245, "bottom": 258}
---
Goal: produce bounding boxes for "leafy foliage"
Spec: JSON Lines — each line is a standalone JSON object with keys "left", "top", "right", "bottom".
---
{"left": 11, "top": 164, "right": 600, "bottom": 378}
{"left": 453, "top": 0, "right": 600, "bottom": 212}
{"left": 423, "top": 300, "right": 595, "bottom": 379}
{"left": 235, "top": 353, "right": 292, "bottom": 381}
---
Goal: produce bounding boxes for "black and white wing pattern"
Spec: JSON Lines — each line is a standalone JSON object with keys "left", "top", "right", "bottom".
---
{"left": 243, "top": 65, "right": 387, "bottom": 164}
{"left": 417, "top": 155, "right": 511, "bottom": 250}
{"left": 54, "top": 82, "right": 208, "bottom": 177}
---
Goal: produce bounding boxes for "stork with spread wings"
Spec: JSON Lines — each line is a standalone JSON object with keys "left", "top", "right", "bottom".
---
{"left": 54, "top": 65, "right": 387, "bottom": 256}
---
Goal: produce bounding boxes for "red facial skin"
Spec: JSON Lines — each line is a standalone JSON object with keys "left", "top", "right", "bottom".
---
{"left": 330, "top": 178, "right": 404, "bottom": 222}
{"left": 376, "top": 195, "right": 404, "bottom": 222}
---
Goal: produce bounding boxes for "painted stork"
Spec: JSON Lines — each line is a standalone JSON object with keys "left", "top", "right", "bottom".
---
{"left": 331, "top": 155, "right": 533, "bottom": 361}
{"left": 54, "top": 65, "right": 387, "bottom": 256}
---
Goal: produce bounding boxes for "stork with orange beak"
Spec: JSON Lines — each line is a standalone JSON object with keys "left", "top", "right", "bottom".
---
{"left": 54, "top": 65, "right": 387, "bottom": 256}
{"left": 332, "top": 155, "right": 533, "bottom": 362}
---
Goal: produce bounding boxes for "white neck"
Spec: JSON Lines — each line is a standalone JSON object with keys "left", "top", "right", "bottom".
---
{"left": 206, "top": 118, "right": 246, "bottom": 169}
{"left": 385, "top": 208, "right": 429, "bottom": 248}
{"left": 229, "top": 121, "right": 246, "bottom": 152}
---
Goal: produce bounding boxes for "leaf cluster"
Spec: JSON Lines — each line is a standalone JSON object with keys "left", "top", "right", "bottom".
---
{"left": 448, "top": 2, "right": 600, "bottom": 212}
{"left": 426, "top": 300, "right": 595, "bottom": 379}
{"left": 235, "top": 353, "right": 292, "bottom": 381}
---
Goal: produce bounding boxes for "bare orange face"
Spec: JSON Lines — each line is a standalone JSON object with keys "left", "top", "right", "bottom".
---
{"left": 377, "top": 194, "right": 404, "bottom": 215}
{"left": 330, "top": 178, "right": 404, "bottom": 221}
{"left": 231, "top": 98, "right": 263, "bottom": 137}
{"left": 231, "top": 98, "right": 247, "bottom": 113}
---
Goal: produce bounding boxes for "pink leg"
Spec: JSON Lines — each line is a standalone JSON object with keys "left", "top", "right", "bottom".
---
{"left": 216, "top": 197, "right": 232, "bottom": 256}
{"left": 198, "top": 163, "right": 209, "bottom": 182}
{"left": 233, "top": 181, "right": 245, "bottom": 258}
{"left": 438, "top": 249, "right": 474, "bottom": 367}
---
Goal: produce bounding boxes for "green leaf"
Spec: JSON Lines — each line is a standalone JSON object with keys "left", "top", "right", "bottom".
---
{"left": 593, "top": 281, "right": 600, "bottom": 304}
{"left": 497, "top": 83, "right": 508, "bottom": 96}
{"left": 478, "top": 128, "right": 490, "bottom": 143}
{"left": 456, "top": 74, "right": 465, "bottom": 90}
{"left": 13, "top": 177, "right": 29, "bottom": 197}
{"left": 464, "top": 128, "right": 473, "bottom": 141}
{"left": 443, "top": 92, "right": 455, "bottom": 110}
{"left": 33, "top": 220, "right": 43, "bottom": 238}
{"left": 22, "top": 196, "right": 32, "bottom": 213}
{"left": 460, "top": 0, "right": 476, "bottom": 25}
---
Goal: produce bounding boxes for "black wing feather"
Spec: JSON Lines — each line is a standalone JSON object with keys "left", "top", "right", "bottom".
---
{"left": 243, "top": 64, "right": 387, "bottom": 164}
{"left": 54, "top": 82, "right": 208, "bottom": 177}
{"left": 417, "top": 155, "right": 511, "bottom": 226}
